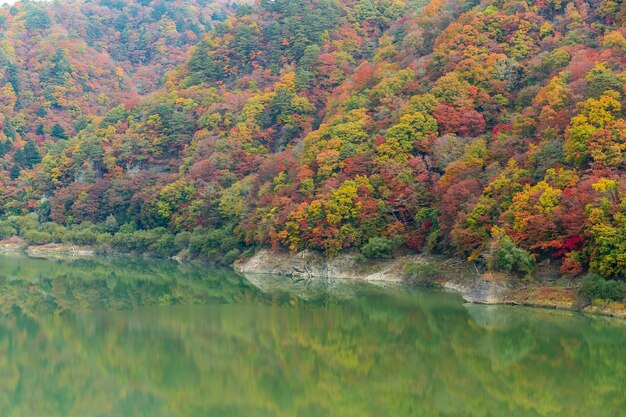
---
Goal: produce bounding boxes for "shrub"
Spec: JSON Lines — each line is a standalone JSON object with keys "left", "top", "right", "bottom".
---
{"left": 104, "top": 214, "right": 120, "bottom": 233}
{"left": 487, "top": 226, "right": 535, "bottom": 278}
{"left": 65, "top": 226, "right": 101, "bottom": 245}
{"left": 133, "top": 229, "right": 164, "bottom": 253}
{"left": 0, "top": 222, "right": 17, "bottom": 239}
{"left": 149, "top": 232, "right": 176, "bottom": 257}
{"left": 223, "top": 248, "right": 241, "bottom": 265}
{"left": 8, "top": 214, "right": 38, "bottom": 235}
{"left": 403, "top": 262, "right": 439, "bottom": 286}
{"left": 118, "top": 223, "right": 137, "bottom": 233}
{"left": 360, "top": 237, "right": 397, "bottom": 260}
{"left": 23, "top": 230, "right": 53, "bottom": 245}
{"left": 39, "top": 222, "right": 66, "bottom": 242}
{"left": 579, "top": 274, "right": 626, "bottom": 303}
{"left": 95, "top": 233, "right": 113, "bottom": 252}
{"left": 189, "top": 227, "right": 240, "bottom": 261}
{"left": 174, "top": 231, "right": 191, "bottom": 251}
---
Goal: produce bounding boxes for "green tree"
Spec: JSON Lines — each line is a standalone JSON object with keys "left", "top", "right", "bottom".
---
{"left": 51, "top": 123, "right": 68, "bottom": 139}
{"left": 23, "top": 7, "right": 52, "bottom": 31}
{"left": 360, "top": 237, "right": 397, "bottom": 260}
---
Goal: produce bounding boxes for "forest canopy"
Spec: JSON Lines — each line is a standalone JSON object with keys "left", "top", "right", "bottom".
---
{"left": 0, "top": 0, "right": 625, "bottom": 283}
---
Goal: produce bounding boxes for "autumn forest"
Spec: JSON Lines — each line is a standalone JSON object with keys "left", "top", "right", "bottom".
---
{"left": 0, "top": 0, "right": 625, "bottom": 297}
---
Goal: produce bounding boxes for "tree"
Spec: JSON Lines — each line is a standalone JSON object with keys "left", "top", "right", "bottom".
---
{"left": 9, "top": 164, "right": 21, "bottom": 180}
{"left": 585, "top": 62, "right": 623, "bottom": 98}
{"left": 104, "top": 214, "right": 120, "bottom": 233}
{"left": 565, "top": 91, "right": 625, "bottom": 168}
{"left": 24, "top": 141, "right": 42, "bottom": 167}
{"left": 585, "top": 180, "right": 626, "bottom": 278}
{"left": 453, "top": 161, "right": 529, "bottom": 257}
{"left": 485, "top": 226, "right": 536, "bottom": 278}
{"left": 41, "top": 48, "right": 72, "bottom": 85}
{"left": 603, "top": 31, "right": 626, "bottom": 52}
{"left": 51, "top": 124, "right": 68, "bottom": 139}
{"left": 360, "top": 237, "right": 397, "bottom": 260}
{"left": 433, "top": 104, "right": 486, "bottom": 137}
{"left": 23, "top": 7, "right": 52, "bottom": 31}
{"left": 377, "top": 112, "right": 438, "bottom": 162}
{"left": 579, "top": 274, "right": 626, "bottom": 302}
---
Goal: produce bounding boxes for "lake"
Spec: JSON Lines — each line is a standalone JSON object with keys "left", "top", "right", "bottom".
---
{"left": 0, "top": 254, "right": 624, "bottom": 416}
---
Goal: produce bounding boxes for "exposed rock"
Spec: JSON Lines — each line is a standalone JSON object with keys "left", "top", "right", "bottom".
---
{"left": 460, "top": 278, "right": 510, "bottom": 304}
{"left": 0, "top": 240, "right": 95, "bottom": 258}
{"left": 236, "top": 248, "right": 626, "bottom": 319}
{"left": 236, "top": 248, "right": 434, "bottom": 283}
{"left": 26, "top": 244, "right": 95, "bottom": 258}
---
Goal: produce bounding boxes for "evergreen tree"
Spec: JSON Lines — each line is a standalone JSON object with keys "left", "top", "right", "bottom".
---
{"left": 9, "top": 164, "right": 20, "bottom": 180}
{"left": 51, "top": 123, "right": 68, "bottom": 139}
{"left": 22, "top": 141, "right": 42, "bottom": 168}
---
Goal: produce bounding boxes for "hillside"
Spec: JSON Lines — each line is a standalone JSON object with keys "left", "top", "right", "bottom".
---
{"left": 1, "top": 0, "right": 626, "bottom": 297}
{"left": 0, "top": 0, "right": 236, "bottom": 158}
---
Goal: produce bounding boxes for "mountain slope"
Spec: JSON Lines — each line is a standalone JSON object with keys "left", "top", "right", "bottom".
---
{"left": 0, "top": 0, "right": 235, "bottom": 147}
{"left": 3, "top": 0, "right": 626, "bottom": 283}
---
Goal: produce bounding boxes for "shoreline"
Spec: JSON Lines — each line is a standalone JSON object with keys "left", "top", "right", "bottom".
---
{"left": 235, "top": 249, "right": 626, "bottom": 320}
{"left": 0, "top": 240, "right": 96, "bottom": 258}
{"left": 1, "top": 240, "right": 624, "bottom": 319}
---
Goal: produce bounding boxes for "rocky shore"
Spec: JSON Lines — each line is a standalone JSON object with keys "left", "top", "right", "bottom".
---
{"left": 0, "top": 238, "right": 95, "bottom": 258}
{"left": 1, "top": 239, "right": 623, "bottom": 319}
{"left": 236, "top": 249, "right": 626, "bottom": 319}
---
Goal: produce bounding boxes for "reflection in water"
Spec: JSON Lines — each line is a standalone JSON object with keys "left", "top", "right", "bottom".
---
{"left": 0, "top": 254, "right": 260, "bottom": 315}
{"left": 0, "top": 254, "right": 624, "bottom": 416}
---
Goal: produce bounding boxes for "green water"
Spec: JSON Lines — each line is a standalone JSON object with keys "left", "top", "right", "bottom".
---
{"left": 0, "top": 254, "right": 624, "bottom": 417}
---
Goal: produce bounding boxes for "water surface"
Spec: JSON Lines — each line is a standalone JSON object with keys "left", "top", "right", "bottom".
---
{"left": 0, "top": 254, "right": 623, "bottom": 416}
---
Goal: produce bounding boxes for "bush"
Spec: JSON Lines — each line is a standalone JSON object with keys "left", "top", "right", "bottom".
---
{"left": 189, "top": 227, "right": 241, "bottom": 262}
{"left": 223, "top": 248, "right": 241, "bottom": 265}
{"left": 23, "top": 230, "right": 53, "bottom": 245}
{"left": 174, "top": 231, "right": 191, "bottom": 251}
{"left": 403, "top": 262, "right": 439, "bottom": 286}
{"left": 579, "top": 274, "right": 626, "bottom": 303}
{"left": 95, "top": 233, "right": 113, "bottom": 252}
{"left": 0, "top": 221, "right": 17, "bottom": 239}
{"left": 0, "top": 214, "right": 247, "bottom": 262}
{"left": 65, "top": 226, "right": 101, "bottom": 245}
{"left": 8, "top": 214, "right": 38, "bottom": 235}
{"left": 360, "top": 237, "right": 397, "bottom": 260}
{"left": 487, "top": 227, "right": 535, "bottom": 278}
{"left": 112, "top": 228, "right": 163, "bottom": 253}
{"left": 39, "top": 222, "right": 67, "bottom": 242}
{"left": 104, "top": 214, "right": 120, "bottom": 233}
{"left": 149, "top": 232, "right": 176, "bottom": 257}
{"left": 110, "top": 231, "right": 136, "bottom": 253}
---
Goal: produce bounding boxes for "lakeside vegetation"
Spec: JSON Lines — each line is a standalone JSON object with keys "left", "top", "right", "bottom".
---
{"left": 1, "top": 211, "right": 623, "bottom": 310}
{"left": 0, "top": 213, "right": 247, "bottom": 265}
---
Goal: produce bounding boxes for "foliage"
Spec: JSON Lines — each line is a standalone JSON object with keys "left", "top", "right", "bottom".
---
{"left": 3, "top": 214, "right": 242, "bottom": 265}
{"left": 485, "top": 226, "right": 536, "bottom": 278}
{"left": 360, "top": 237, "right": 397, "bottom": 260}
{"left": 0, "top": 0, "right": 624, "bottom": 282}
{"left": 579, "top": 274, "right": 626, "bottom": 303}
